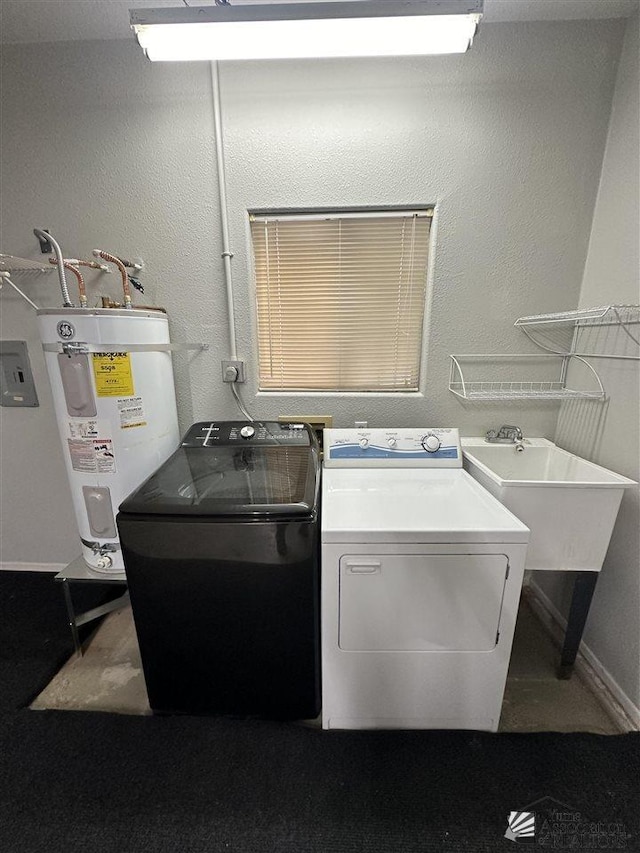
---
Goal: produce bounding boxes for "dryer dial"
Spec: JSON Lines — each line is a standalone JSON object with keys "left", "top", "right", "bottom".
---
{"left": 422, "top": 434, "right": 441, "bottom": 453}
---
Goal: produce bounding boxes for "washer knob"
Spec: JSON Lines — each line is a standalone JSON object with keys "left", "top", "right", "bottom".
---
{"left": 422, "top": 434, "right": 441, "bottom": 453}
{"left": 359, "top": 438, "right": 369, "bottom": 449}
{"left": 388, "top": 437, "right": 397, "bottom": 448}
{"left": 240, "top": 425, "right": 255, "bottom": 439}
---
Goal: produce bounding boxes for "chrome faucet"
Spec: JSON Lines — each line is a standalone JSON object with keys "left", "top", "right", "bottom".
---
{"left": 486, "top": 425, "right": 524, "bottom": 445}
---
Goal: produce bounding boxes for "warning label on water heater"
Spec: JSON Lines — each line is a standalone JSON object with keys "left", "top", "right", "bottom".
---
{"left": 118, "top": 396, "right": 147, "bottom": 430}
{"left": 66, "top": 419, "right": 116, "bottom": 473}
{"left": 93, "top": 440, "right": 117, "bottom": 473}
{"left": 67, "top": 439, "right": 116, "bottom": 473}
{"left": 92, "top": 353, "right": 134, "bottom": 397}
{"left": 67, "top": 438, "right": 116, "bottom": 473}
{"left": 68, "top": 419, "right": 103, "bottom": 441}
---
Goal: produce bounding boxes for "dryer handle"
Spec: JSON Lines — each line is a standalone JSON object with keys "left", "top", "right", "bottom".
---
{"left": 344, "top": 560, "right": 382, "bottom": 575}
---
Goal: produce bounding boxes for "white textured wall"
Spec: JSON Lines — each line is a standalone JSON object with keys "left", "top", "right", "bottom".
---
{"left": 581, "top": 12, "right": 640, "bottom": 308}
{"left": 0, "top": 20, "right": 624, "bottom": 565}
{"left": 537, "top": 13, "right": 640, "bottom": 714}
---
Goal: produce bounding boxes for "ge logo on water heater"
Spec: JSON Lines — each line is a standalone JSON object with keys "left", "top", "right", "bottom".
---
{"left": 57, "top": 321, "right": 75, "bottom": 340}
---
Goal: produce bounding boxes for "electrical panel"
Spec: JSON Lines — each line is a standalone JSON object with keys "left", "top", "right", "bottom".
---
{"left": 0, "top": 340, "right": 39, "bottom": 407}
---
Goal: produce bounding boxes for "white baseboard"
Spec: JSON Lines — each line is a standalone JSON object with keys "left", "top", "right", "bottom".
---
{"left": 0, "top": 562, "right": 66, "bottom": 573}
{"left": 527, "top": 581, "right": 640, "bottom": 731}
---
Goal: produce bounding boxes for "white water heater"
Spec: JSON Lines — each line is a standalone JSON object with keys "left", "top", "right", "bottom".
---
{"left": 37, "top": 308, "right": 180, "bottom": 574}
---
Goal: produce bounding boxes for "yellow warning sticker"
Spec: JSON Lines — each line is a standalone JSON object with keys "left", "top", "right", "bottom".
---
{"left": 92, "top": 353, "right": 134, "bottom": 397}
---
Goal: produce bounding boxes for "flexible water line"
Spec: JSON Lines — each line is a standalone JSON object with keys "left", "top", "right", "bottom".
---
{"left": 61, "top": 261, "right": 87, "bottom": 307}
{"left": 93, "top": 249, "right": 132, "bottom": 308}
{"left": 33, "top": 228, "right": 72, "bottom": 306}
{"left": 56, "top": 257, "right": 111, "bottom": 273}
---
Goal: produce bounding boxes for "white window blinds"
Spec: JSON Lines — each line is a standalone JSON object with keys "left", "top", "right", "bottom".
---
{"left": 251, "top": 210, "right": 432, "bottom": 392}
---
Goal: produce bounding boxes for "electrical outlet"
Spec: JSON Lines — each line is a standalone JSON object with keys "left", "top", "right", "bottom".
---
{"left": 222, "top": 360, "right": 246, "bottom": 383}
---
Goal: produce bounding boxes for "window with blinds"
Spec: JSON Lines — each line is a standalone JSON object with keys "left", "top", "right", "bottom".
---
{"left": 250, "top": 210, "right": 432, "bottom": 392}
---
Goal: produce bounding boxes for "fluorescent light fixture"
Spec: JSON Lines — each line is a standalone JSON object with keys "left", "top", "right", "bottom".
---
{"left": 130, "top": 1, "right": 484, "bottom": 62}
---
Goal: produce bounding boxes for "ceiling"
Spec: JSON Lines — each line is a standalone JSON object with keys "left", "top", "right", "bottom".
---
{"left": 0, "top": 0, "right": 638, "bottom": 45}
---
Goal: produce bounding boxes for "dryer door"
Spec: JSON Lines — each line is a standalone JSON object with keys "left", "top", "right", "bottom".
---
{"left": 339, "top": 554, "right": 509, "bottom": 652}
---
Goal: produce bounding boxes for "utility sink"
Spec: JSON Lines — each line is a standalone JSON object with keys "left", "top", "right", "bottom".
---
{"left": 461, "top": 438, "right": 636, "bottom": 572}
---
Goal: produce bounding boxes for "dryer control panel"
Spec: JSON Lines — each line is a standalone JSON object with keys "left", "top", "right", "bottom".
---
{"left": 324, "top": 428, "right": 462, "bottom": 468}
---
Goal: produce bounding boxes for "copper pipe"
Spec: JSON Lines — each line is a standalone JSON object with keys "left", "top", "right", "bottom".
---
{"left": 92, "top": 249, "right": 132, "bottom": 308}
{"left": 101, "top": 296, "right": 165, "bottom": 313}
{"left": 66, "top": 258, "right": 110, "bottom": 272}
{"left": 64, "top": 262, "right": 86, "bottom": 307}
{"left": 49, "top": 258, "right": 87, "bottom": 306}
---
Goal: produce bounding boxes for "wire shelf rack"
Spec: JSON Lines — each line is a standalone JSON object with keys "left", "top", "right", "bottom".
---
{"left": 515, "top": 304, "right": 640, "bottom": 327}
{"left": 449, "top": 354, "right": 606, "bottom": 402}
{"left": 0, "top": 254, "right": 55, "bottom": 274}
{"left": 450, "top": 383, "right": 604, "bottom": 401}
{"left": 514, "top": 305, "right": 640, "bottom": 360}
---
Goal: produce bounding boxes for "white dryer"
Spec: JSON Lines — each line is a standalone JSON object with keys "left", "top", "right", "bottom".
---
{"left": 321, "top": 427, "right": 529, "bottom": 731}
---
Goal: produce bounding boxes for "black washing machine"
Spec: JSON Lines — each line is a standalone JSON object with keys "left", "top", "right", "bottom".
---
{"left": 117, "top": 421, "right": 321, "bottom": 719}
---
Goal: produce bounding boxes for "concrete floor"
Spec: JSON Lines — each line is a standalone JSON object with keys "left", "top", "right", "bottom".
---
{"left": 32, "top": 597, "right": 623, "bottom": 733}
{"left": 32, "top": 605, "right": 151, "bottom": 716}
{"left": 499, "top": 598, "right": 622, "bottom": 733}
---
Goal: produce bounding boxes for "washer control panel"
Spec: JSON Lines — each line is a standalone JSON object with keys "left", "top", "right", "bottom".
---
{"left": 324, "top": 428, "right": 462, "bottom": 468}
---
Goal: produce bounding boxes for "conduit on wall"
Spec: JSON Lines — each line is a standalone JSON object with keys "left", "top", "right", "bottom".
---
{"left": 210, "top": 61, "right": 255, "bottom": 421}
{"left": 210, "top": 60, "right": 238, "bottom": 361}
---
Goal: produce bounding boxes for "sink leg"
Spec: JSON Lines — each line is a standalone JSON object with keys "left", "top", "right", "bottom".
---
{"left": 558, "top": 571, "right": 599, "bottom": 680}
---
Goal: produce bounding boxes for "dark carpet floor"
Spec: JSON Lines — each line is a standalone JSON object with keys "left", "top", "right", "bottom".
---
{"left": 1, "top": 572, "right": 639, "bottom": 853}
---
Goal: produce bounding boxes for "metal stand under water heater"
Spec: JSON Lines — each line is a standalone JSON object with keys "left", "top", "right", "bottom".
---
{"left": 37, "top": 307, "right": 180, "bottom": 574}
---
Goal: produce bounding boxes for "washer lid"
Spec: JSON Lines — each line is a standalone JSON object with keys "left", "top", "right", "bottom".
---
{"left": 119, "top": 442, "right": 319, "bottom": 517}
{"left": 321, "top": 468, "right": 529, "bottom": 543}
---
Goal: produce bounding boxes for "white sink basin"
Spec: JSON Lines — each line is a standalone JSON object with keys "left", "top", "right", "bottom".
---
{"left": 461, "top": 438, "right": 636, "bottom": 572}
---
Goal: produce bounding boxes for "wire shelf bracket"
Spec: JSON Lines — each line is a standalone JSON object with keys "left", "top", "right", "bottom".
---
{"left": 449, "top": 354, "right": 606, "bottom": 402}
